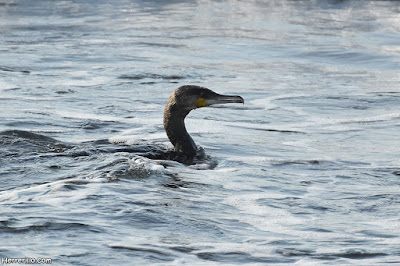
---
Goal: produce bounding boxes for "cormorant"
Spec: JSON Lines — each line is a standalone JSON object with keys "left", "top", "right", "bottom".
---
{"left": 0, "top": 85, "right": 244, "bottom": 167}
{"left": 164, "top": 85, "right": 244, "bottom": 162}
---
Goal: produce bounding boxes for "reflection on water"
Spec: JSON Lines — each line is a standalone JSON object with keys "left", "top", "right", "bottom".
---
{"left": 1, "top": 0, "right": 400, "bottom": 264}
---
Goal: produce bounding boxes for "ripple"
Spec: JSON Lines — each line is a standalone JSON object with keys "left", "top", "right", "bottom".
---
{"left": 109, "top": 244, "right": 174, "bottom": 262}
{"left": 0, "top": 66, "right": 30, "bottom": 74}
{"left": 0, "top": 221, "right": 90, "bottom": 233}
{"left": 314, "top": 249, "right": 387, "bottom": 260}
{"left": 195, "top": 251, "right": 283, "bottom": 263}
{"left": 119, "top": 73, "right": 186, "bottom": 80}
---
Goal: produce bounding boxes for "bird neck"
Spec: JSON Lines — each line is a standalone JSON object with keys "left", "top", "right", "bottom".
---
{"left": 164, "top": 103, "right": 197, "bottom": 159}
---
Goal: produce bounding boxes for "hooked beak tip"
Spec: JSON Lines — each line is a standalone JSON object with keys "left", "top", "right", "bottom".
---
{"left": 210, "top": 94, "right": 244, "bottom": 105}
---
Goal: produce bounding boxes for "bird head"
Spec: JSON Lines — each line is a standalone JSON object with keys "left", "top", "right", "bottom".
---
{"left": 170, "top": 85, "right": 244, "bottom": 112}
{"left": 163, "top": 85, "right": 244, "bottom": 161}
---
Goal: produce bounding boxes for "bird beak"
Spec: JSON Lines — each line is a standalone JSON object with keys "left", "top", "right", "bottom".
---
{"left": 207, "top": 94, "right": 244, "bottom": 106}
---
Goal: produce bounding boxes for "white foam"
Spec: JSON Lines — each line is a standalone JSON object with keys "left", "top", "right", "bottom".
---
{"left": 250, "top": 93, "right": 308, "bottom": 111}
{"left": 109, "top": 127, "right": 166, "bottom": 145}
{"left": 185, "top": 118, "right": 226, "bottom": 134}
{"left": 133, "top": 158, "right": 166, "bottom": 174}
{"left": 0, "top": 79, "right": 17, "bottom": 91}
{"left": 31, "top": 129, "right": 69, "bottom": 133}
{"left": 224, "top": 192, "right": 351, "bottom": 241}
{"left": 224, "top": 193, "right": 304, "bottom": 232}
{"left": 0, "top": 178, "right": 106, "bottom": 207}
{"left": 60, "top": 74, "right": 112, "bottom": 87}
{"left": 226, "top": 156, "right": 334, "bottom": 166}
{"left": 291, "top": 111, "right": 400, "bottom": 131}
{"left": 128, "top": 157, "right": 173, "bottom": 176}
{"left": 338, "top": 112, "right": 400, "bottom": 124}
{"left": 55, "top": 110, "right": 134, "bottom": 123}
{"left": 0, "top": 190, "right": 19, "bottom": 202}
{"left": 33, "top": 182, "right": 102, "bottom": 207}
{"left": 282, "top": 139, "right": 312, "bottom": 147}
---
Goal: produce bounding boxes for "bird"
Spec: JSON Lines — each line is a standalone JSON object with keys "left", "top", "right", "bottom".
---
{"left": 0, "top": 85, "right": 244, "bottom": 166}
{"left": 163, "top": 85, "right": 244, "bottom": 163}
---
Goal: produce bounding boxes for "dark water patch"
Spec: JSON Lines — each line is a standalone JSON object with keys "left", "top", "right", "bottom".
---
{"left": 48, "top": 164, "right": 62, "bottom": 169}
{"left": 63, "top": 179, "right": 90, "bottom": 185}
{"left": 277, "top": 248, "right": 387, "bottom": 260}
{"left": 275, "top": 246, "right": 388, "bottom": 260}
{"left": 119, "top": 73, "right": 186, "bottom": 80}
{"left": 0, "top": 66, "right": 30, "bottom": 74}
{"left": 314, "top": 249, "right": 387, "bottom": 260}
{"left": 58, "top": 182, "right": 90, "bottom": 191}
{"left": 162, "top": 183, "right": 187, "bottom": 189}
{"left": 2, "top": 87, "right": 22, "bottom": 92}
{"left": 360, "top": 230, "right": 398, "bottom": 239}
{"left": 196, "top": 251, "right": 289, "bottom": 263}
{"left": 113, "top": 210, "right": 168, "bottom": 229}
{"left": 134, "top": 41, "right": 185, "bottom": 49}
{"left": 271, "top": 159, "right": 335, "bottom": 167}
{"left": 55, "top": 89, "right": 75, "bottom": 95}
{"left": 0, "top": 249, "right": 24, "bottom": 260}
{"left": 158, "top": 175, "right": 211, "bottom": 189}
{"left": 362, "top": 193, "right": 395, "bottom": 201}
{"left": 26, "top": 110, "right": 53, "bottom": 117}
{"left": 60, "top": 147, "right": 94, "bottom": 158}
{"left": 79, "top": 121, "right": 115, "bottom": 130}
{"left": 5, "top": 202, "right": 47, "bottom": 209}
{"left": 12, "top": 24, "right": 88, "bottom": 33}
{"left": 301, "top": 227, "right": 333, "bottom": 233}
{"left": 169, "top": 246, "right": 197, "bottom": 254}
{"left": 5, "top": 120, "right": 52, "bottom": 127}
{"left": 307, "top": 205, "right": 338, "bottom": 212}
{"left": 276, "top": 247, "right": 314, "bottom": 257}
{"left": 0, "top": 221, "right": 90, "bottom": 233}
{"left": 336, "top": 175, "right": 353, "bottom": 179}
{"left": 258, "top": 128, "right": 304, "bottom": 134}
{"left": 123, "top": 200, "right": 157, "bottom": 207}
{"left": 1, "top": 130, "right": 61, "bottom": 144}
{"left": 339, "top": 238, "right": 371, "bottom": 245}
{"left": 110, "top": 245, "right": 174, "bottom": 262}
{"left": 0, "top": 130, "right": 71, "bottom": 154}
{"left": 364, "top": 168, "right": 400, "bottom": 182}
{"left": 230, "top": 125, "right": 304, "bottom": 134}
{"left": 373, "top": 91, "right": 400, "bottom": 97}
{"left": 267, "top": 240, "right": 303, "bottom": 246}
{"left": 357, "top": 194, "right": 399, "bottom": 213}
{"left": 0, "top": 218, "right": 18, "bottom": 226}
{"left": 0, "top": 2, "right": 16, "bottom": 6}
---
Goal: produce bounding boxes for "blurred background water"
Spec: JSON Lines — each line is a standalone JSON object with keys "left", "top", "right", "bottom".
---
{"left": 1, "top": 0, "right": 400, "bottom": 264}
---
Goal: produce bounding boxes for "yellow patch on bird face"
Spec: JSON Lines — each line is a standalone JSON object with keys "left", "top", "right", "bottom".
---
{"left": 196, "top": 97, "right": 208, "bottom": 108}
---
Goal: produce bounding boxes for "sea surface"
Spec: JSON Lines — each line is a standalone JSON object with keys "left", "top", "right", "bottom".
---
{"left": 1, "top": 0, "right": 400, "bottom": 265}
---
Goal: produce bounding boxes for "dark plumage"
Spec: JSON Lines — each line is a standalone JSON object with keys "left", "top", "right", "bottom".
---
{"left": 164, "top": 85, "right": 244, "bottom": 161}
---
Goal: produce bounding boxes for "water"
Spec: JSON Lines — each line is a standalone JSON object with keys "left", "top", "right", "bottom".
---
{"left": 1, "top": 0, "right": 400, "bottom": 264}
